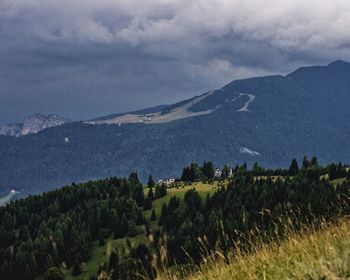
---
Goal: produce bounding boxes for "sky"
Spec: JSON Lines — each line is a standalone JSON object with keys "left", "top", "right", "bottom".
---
{"left": 1, "top": 0, "right": 350, "bottom": 124}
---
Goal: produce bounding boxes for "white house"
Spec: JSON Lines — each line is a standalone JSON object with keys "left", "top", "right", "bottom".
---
{"left": 214, "top": 168, "right": 222, "bottom": 178}
{"left": 158, "top": 178, "right": 175, "bottom": 185}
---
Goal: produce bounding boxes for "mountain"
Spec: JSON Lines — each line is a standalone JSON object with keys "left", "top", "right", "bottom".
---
{"left": 1, "top": 60, "right": 350, "bottom": 196}
{"left": 0, "top": 114, "right": 70, "bottom": 137}
{"left": 0, "top": 123, "right": 22, "bottom": 137}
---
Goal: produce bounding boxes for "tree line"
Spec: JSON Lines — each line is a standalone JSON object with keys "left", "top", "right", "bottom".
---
{"left": 0, "top": 172, "right": 167, "bottom": 279}
{"left": 0, "top": 156, "right": 349, "bottom": 279}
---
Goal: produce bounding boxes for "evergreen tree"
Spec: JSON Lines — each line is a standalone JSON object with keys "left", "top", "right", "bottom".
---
{"left": 154, "top": 184, "right": 167, "bottom": 199}
{"left": 329, "top": 163, "right": 337, "bottom": 180}
{"left": 150, "top": 209, "right": 157, "bottom": 221}
{"left": 288, "top": 159, "right": 299, "bottom": 176}
{"left": 252, "top": 162, "right": 264, "bottom": 176}
{"left": 302, "top": 156, "right": 310, "bottom": 169}
{"left": 133, "top": 185, "right": 144, "bottom": 207}
{"left": 127, "top": 220, "right": 137, "bottom": 237}
{"left": 147, "top": 175, "right": 155, "bottom": 188}
{"left": 181, "top": 163, "right": 204, "bottom": 182}
{"left": 143, "top": 197, "right": 152, "bottom": 210}
{"left": 221, "top": 164, "right": 231, "bottom": 179}
{"left": 202, "top": 161, "right": 215, "bottom": 179}
{"left": 158, "top": 203, "right": 168, "bottom": 226}
{"left": 128, "top": 172, "right": 140, "bottom": 185}
{"left": 147, "top": 187, "right": 154, "bottom": 201}
{"left": 72, "top": 261, "right": 81, "bottom": 276}
{"left": 310, "top": 156, "right": 318, "bottom": 167}
{"left": 109, "top": 248, "right": 120, "bottom": 279}
{"left": 43, "top": 267, "right": 65, "bottom": 280}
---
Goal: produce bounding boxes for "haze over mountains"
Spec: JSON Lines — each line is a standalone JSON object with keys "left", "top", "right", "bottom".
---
{"left": 1, "top": 60, "right": 350, "bottom": 196}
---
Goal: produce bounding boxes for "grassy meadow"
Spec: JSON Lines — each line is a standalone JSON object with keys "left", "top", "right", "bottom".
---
{"left": 168, "top": 219, "right": 350, "bottom": 280}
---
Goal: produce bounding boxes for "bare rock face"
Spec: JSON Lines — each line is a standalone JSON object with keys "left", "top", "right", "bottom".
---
{"left": 20, "top": 114, "right": 70, "bottom": 135}
{"left": 0, "top": 123, "right": 23, "bottom": 137}
{"left": 0, "top": 114, "right": 70, "bottom": 136}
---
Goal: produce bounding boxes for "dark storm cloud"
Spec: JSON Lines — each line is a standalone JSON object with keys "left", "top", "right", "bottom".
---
{"left": 1, "top": 0, "right": 350, "bottom": 123}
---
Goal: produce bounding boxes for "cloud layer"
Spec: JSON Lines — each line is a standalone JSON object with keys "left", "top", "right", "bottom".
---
{"left": 1, "top": 0, "right": 350, "bottom": 123}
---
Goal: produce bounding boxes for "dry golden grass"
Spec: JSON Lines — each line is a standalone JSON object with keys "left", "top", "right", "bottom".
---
{"left": 163, "top": 219, "right": 350, "bottom": 280}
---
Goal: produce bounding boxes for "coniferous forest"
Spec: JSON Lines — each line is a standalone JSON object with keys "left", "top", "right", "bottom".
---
{"left": 0, "top": 157, "right": 350, "bottom": 279}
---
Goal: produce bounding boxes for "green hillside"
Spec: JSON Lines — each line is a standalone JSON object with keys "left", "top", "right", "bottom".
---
{"left": 181, "top": 219, "right": 350, "bottom": 280}
{"left": 62, "top": 181, "right": 226, "bottom": 279}
{"left": 1, "top": 157, "right": 350, "bottom": 280}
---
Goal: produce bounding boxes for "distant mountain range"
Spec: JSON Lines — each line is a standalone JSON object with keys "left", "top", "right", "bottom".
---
{"left": 0, "top": 114, "right": 70, "bottom": 137}
{"left": 1, "top": 60, "right": 350, "bottom": 196}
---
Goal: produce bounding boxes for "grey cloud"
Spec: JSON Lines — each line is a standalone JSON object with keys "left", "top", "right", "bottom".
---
{"left": 1, "top": 0, "right": 350, "bottom": 123}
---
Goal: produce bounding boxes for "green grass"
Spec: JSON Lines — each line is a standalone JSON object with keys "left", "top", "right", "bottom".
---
{"left": 164, "top": 219, "right": 350, "bottom": 280}
{"left": 254, "top": 176, "right": 289, "bottom": 182}
{"left": 144, "top": 181, "right": 224, "bottom": 219}
{"left": 63, "top": 240, "right": 107, "bottom": 280}
{"left": 330, "top": 177, "right": 347, "bottom": 186}
{"left": 63, "top": 230, "right": 147, "bottom": 280}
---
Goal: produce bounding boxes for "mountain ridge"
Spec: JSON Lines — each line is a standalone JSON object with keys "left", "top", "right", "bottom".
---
{"left": 0, "top": 60, "right": 349, "bottom": 196}
{"left": 0, "top": 113, "right": 71, "bottom": 137}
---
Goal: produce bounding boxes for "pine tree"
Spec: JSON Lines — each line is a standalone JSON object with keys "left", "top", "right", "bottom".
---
{"left": 109, "top": 248, "right": 120, "bottom": 279}
{"left": 128, "top": 172, "right": 140, "bottom": 185}
{"left": 310, "top": 156, "right": 318, "bottom": 167}
{"left": 147, "top": 187, "right": 154, "bottom": 201}
{"left": 72, "top": 261, "right": 81, "bottom": 276}
{"left": 302, "top": 156, "right": 310, "bottom": 169}
{"left": 288, "top": 159, "right": 299, "bottom": 176}
{"left": 127, "top": 220, "right": 137, "bottom": 237}
{"left": 143, "top": 197, "right": 152, "bottom": 210}
{"left": 202, "top": 161, "right": 215, "bottom": 179}
{"left": 147, "top": 175, "right": 155, "bottom": 188}
{"left": 329, "top": 163, "right": 337, "bottom": 180}
{"left": 132, "top": 185, "right": 144, "bottom": 207}
{"left": 150, "top": 209, "right": 157, "bottom": 221}
{"left": 155, "top": 184, "right": 167, "bottom": 199}
{"left": 221, "top": 164, "right": 231, "bottom": 179}
{"left": 43, "top": 267, "right": 65, "bottom": 280}
{"left": 158, "top": 203, "right": 168, "bottom": 226}
{"left": 252, "top": 162, "right": 263, "bottom": 176}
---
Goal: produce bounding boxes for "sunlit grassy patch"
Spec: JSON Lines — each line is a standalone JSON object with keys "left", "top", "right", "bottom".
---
{"left": 166, "top": 220, "right": 350, "bottom": 280}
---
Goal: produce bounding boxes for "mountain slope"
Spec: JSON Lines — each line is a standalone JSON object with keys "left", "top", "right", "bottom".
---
{"left": 0, "top": 114, "right": 70, "bottom": 137}
{"left": 181, "top": 220, "right": 350, "bottom": 280}
{"left": 1, "top": 61, "right": 350, "bottom": 195}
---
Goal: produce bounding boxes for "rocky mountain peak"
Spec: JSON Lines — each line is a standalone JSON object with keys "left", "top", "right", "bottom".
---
{"left": 0, "top": 114, "right": 70, "bottom": 137}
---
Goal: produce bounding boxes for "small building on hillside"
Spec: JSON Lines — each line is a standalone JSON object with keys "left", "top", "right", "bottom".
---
{"left": 229, "top": 168, "right": 233, "bottom": 177}
{"left": 214, "top": 168, "right": 222, "bottom": 178}
{"left": 158, "top": 178, "right": 176, "bottom": 186}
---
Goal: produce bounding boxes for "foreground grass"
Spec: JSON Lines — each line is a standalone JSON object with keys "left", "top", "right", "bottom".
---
{"left": 173, "top": 219, "right": 350, "bottom": 280}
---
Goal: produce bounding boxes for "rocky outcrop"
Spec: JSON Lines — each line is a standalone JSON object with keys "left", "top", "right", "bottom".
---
{"left": 0, "top": 114, "right": 70, "bottom": 136}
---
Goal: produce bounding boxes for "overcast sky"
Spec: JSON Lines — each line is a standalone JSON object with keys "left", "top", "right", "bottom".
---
{"left": 1, "top": 0, "right": 350, "bottom": 124}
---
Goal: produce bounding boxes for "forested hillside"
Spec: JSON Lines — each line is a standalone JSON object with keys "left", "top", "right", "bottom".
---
{"left": 0, "top": 157, "right": 350, "bottom": 279}
{"left": 1, "top": 61, "right": 350, "bottom": 195}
